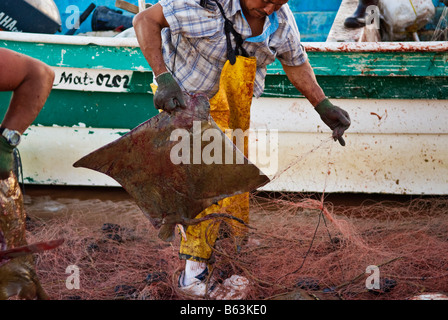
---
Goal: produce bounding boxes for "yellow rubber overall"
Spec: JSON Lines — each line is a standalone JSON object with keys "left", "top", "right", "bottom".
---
{"left": 179, "top": 56, "right": 257, "bottom": 262}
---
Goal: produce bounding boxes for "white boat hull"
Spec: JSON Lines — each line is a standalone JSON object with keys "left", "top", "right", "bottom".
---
{"left": 19, "top": 97, "right": 448, "bottom": 194}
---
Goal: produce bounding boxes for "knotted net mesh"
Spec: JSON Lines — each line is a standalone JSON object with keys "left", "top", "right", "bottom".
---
{"left": 24, "top": 184, "right": 448, "bottom": 300}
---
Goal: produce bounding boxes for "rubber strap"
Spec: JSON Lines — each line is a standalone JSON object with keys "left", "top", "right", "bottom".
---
{"left": 210, "top": 0, "right": 249, "bottom": 64}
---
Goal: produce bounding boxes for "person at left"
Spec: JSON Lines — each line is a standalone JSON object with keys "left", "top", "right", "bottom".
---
{"left": 0, "top": 48, "right": 54, "bottom": 179}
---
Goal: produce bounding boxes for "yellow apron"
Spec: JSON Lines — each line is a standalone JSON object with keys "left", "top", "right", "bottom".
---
{"left": 178, "top": 55, "right": 257, "bottom": 262}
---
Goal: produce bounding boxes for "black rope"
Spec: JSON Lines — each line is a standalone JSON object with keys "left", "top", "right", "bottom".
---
{"left": 276, "top": 196, "right": 343, "bottom": 284}
{"left": 282, "top": 207, "right": 325, "bottom": 278}
{"left": 210, "top": 0, "right": 249, "bottom": 64}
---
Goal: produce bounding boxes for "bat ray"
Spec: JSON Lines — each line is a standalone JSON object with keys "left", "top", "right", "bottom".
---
{"left": 73, "top": 93, "right": 270, "bottom": 241}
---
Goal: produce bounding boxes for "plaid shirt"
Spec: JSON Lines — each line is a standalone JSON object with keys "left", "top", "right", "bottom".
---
{"left": 159, "top": 0, "right": 308, "bottom": 98}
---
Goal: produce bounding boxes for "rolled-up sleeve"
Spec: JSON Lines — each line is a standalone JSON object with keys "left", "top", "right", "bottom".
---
{"left": 159, "top": 0, "right": 221, "bottom": 38}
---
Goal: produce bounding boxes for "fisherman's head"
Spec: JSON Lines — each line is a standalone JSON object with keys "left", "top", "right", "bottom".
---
{"left": 240, "top": 0, "right": 289, "bottom": 18}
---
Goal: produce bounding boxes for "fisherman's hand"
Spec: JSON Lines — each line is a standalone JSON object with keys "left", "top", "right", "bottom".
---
{"left": 315, "top": 98, "right": 351, "bottom": 146}
{"left": 154, "top": 72, "right": 186, "bottom": 113}
{"left": 0, "top": 138, "right": 14, "bottom": 179}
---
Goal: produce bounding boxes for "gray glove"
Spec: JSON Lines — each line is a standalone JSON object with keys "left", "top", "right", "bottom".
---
{"left": 154, "top": 72, "right": 186, "bottom": 113}
{"left": 315, "top": 98, "right": 351, "bottom": 146}
{"left": 0, "top": 138, "right": 14, "bottom": 179}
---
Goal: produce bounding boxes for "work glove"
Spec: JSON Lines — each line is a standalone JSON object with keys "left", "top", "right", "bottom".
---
{"left": 0, "top": 138, "right": 14, "bottom": 180}
{"left": 154, "top": 72, "right": 186, "bottom": 113}
{"left": 315, "top": 98, "right": 351, "bottom": 146}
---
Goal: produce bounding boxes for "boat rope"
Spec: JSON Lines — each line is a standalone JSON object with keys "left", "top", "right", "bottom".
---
{"left": 432, "top": 3, "right": 448, "bottom": 41}
{"left": 275, "top": 141, "right": 345, "bottom": 282}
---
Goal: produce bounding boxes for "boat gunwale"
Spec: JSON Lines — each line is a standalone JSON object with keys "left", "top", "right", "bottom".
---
{"left": 1, "top": 31, "right": 448, "bottom": 53}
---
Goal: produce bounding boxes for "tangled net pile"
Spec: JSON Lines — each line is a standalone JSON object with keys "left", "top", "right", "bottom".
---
{"left": 24, "top": 188, "right": 448, "bottom": 300}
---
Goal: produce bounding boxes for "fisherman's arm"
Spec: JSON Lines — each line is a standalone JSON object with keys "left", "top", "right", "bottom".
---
{"left": 0, "top": 49, "right": 54, "bottom": 179}
{"left": 0, "top": 49, "right": 54, "bottom": 134}
{"left": 282, "top": 61, "right": 351, "bottom": 146}
{"left": 133, "top": 4, "right": 169, "bottom": 77}
{"left": 133, "top": 4, "right": 186, "bottom": 112}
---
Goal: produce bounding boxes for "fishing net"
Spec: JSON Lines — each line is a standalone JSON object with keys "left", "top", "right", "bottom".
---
{"left": 12, "top": 122, "right": 445, "bottom": 301}
{"left": 24, "top": 180, "right": 448, "bottom": 300}
{"left": 431, "top": 5, "right": 448, "bottom": 41}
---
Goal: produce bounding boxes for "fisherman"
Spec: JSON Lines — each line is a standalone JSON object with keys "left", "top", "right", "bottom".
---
{"left": 0, "top": 48, "right": 54, "bottom": 180}
{"left": 133, "top": 0, "right": 350, "bottom": 298}
{"left": 344, "top": 0, "right": 379, "bottom": 28}
{"left": 0, "top": 48, "right": 55, "bottom": 300}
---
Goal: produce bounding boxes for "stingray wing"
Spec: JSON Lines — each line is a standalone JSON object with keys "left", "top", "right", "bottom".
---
{"left": 73, "top": 93, "right": 270, "bottom": 241}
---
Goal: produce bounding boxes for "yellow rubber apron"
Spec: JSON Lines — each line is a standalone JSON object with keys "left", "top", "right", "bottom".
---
{"left": 152, "top": 0, "right": 256, "bottom": 262}
{"left": 178, "top": 0, "right": 258, "bottom": 262}
{"left": 152, "top": 57, "right": 256, "bottom": 261}
{"left": 179, "top": 55, "right": 257, "bottom": 262}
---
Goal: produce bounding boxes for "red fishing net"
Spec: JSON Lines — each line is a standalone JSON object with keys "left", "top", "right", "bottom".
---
{"left": 23, "top": 186, "right": 448, "bottom": 300}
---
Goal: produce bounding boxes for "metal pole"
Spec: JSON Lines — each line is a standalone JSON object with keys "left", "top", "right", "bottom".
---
{"left": 138, "top": 0, "right": 146, "bottom": 12}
